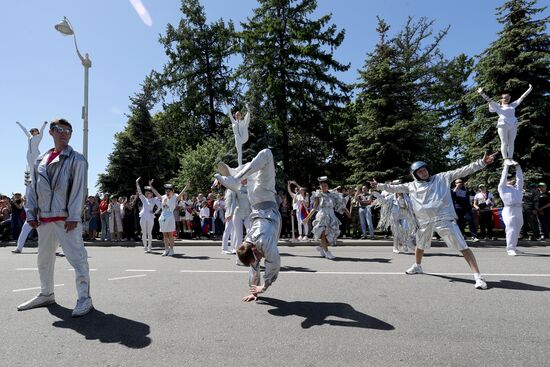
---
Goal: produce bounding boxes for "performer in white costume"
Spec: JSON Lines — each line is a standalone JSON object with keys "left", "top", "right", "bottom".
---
{"left": 215, "top": 148, "right": 281, "bottom": 302}
{"left": 151, "top": 183, "right": 188, "bottom": 257}
{"left": 477, "top": 84, "right": 532, "bottom": 166}
{"left": 371, "top": 152, "right": 498, "bottom": 290}
{"left": 18, "top": 118, "right": 92, "bottom": 317}
{"left": 287, "top": 181, "right": 309, "bottom": 241}
{"left": 232, "top": 179, "right": 252, "bottom": 255}
{"left": 136, "top": 178, "right": 160, "bottom": 253}
{"left": 16, "top": 120, "right": 48, "bottom": 176}
{"left": 225, "top": 102, "right": 251, "bottom": 166}
{"left": 221, "top": 188, "right": 236, "bottom": 254}
{"left": 498, "top": 164, "right": 524, "bottom": 256}
{"left": 304, "top": 177, "right": 350, "bottom": 260}
{"left": 373, "top": 190, "right": 416, "bottom": 254}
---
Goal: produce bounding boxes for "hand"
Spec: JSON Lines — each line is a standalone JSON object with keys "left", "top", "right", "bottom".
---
{"left": 250, "top": 285, "right": 265, "bottom": 294}
{"left": 529, "top": 84, "right": 532, "bottom": 89}
{"left": 28, "top": 220, "right": 39, "bottom": 229}
{"left": 477, "top": 87, "right": 483, "bottom": 93}
{"left": 136, "top": 177, "right": 141, "bottom": 183}
{"left": 149, "top": 179, "right": 154, "bottom": 186}
{"left": 64, "top": 221, "right": 78, "bottom": 232}
{"left": 482, "top": 152, "right": 498, "bottom": 165}
{"left": 303, "top": 217, "right": 309, "bottom": 224}
{"left": 242, "top": 294, "right": 257, "bottom": 302}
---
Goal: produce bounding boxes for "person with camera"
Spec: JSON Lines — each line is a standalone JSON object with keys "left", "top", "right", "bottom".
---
{"left": 473, "top": 184, "right": 496, "bottom": 240}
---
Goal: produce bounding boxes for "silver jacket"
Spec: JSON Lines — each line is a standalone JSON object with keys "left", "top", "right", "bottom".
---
{"left": 26, "top": 145, "right": 87, "bottom": 222}
{"left": 377, "top": 159, "right": 486, "bottom": 226}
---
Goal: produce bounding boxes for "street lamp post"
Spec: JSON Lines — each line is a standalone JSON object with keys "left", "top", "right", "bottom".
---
{"left": 54, "top": 16, "right": 91, "bottom": 198}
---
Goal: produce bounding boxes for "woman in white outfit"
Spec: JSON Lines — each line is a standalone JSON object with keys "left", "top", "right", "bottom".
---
{"left": 477, "top": 84, "right": 532, "bottom": 165}
{"left": 498, "top": 163, "right": 524, "bottom": 256}
{"left": 151, "top": 182, "right": 188, "bottom": 256}
{"left": 287, "top": 180, "right": 309, "bottom": 241}
{"left": 304, "top": 177, "right": 350, "bottom": 260}
{"left": 136, "top": 178, "right": 160, "bottom": 253}
{"left": 226, "top": 102, "right": 251, "bottom": 166}
{"left": 108, "top": 196, "right": 123, "bottom": 241}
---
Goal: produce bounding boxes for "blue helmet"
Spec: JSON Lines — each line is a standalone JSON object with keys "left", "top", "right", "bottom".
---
{"left": 410, "top": 161, "right": 429, "bottom": 180}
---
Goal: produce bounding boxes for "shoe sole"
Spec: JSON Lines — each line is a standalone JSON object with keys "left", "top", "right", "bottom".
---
{"left": 17, "top": 299, "right": 56, "bottom": 311}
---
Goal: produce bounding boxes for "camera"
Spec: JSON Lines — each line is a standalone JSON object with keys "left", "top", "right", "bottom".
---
{"left": 15, "top": 199, "right": 22, "bottom": 204}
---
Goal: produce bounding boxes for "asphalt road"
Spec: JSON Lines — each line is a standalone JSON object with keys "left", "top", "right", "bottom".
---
{"left": 1, "top": 245, "right": 549, "bottom": 367}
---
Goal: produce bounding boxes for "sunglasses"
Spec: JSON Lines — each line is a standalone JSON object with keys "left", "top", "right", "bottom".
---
{"left": 51, "top": 125, "right": 73, "bottom": 134}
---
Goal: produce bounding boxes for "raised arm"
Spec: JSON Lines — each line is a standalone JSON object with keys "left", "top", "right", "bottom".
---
{"left": 498, "top": 165, "right": 509, "bottom": 192}
{"left": 39, "top": 121, "right": 48, "bottom": 135}
{"left": 136, "top": 177, "right": 143, "bottom": 197}
{"left": 287, "top": 180, "right": 297, "bottom": 197}
{"left": 225, "top": 102, "right": 237, "bottom": 125}
{"left": 515, "top": 84, "right": 533, "bottom": 105}
{"left": 177, "top": 184, "right": 189, "bottom": 200}
{"left": 16, "top": 121, "right": 31, "bottom": 138}
{"left": 515, "top": 164, "right": 524, "bottom": 191}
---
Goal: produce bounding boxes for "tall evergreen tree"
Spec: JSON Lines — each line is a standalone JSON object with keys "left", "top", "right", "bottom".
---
{"left": 97, "top": 80, "right": 172, "bottom": 195}
{"left": 240, "top": 0, "right": 350, "bottom": 182}
{"left": 347, "top": 17, "right": 451, "bottom": 183}
{"left": 468, "top": 0, "right": 550, "bottom": 186}
{"left": 154, "top": 0, "right": 238, "bottom": 136}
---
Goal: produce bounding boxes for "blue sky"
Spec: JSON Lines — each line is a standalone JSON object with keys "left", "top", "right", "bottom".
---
{"left": 1, "top": 0, "right": 508, "bottom": 196}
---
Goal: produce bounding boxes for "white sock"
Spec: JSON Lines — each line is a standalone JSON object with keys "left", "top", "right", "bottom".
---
{"left": 474, "top": 272, "right": 481, "bottom": 279}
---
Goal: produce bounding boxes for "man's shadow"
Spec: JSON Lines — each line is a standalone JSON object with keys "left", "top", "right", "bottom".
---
{"left": 426, "top": 274, "right": 550, "bottom": 291}
{"left": 47, "top": 304, "right": 151, "bottom": 348}
{"left": 257, "top": 297, "right": 394, "bottom": 330}
{"left": 332, "top": 257, "right": 392, "bottom": 263}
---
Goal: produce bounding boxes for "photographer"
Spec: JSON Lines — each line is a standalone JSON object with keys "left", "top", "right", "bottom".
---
{"left": 473, "top": 184, "right": 496, "bottom": 240}
{"left": 10, "top": 193, "right": 25, "bottom": 240}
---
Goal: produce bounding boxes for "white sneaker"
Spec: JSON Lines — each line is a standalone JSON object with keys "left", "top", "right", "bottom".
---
{"left": 167, "top": 249, "right": 175, "bottom": 257}
{"left": 72, "top": 297, "right": 94, "bottom": 317}
{"left": 17, "top": 293, "right": 56, "bottom": 311}
{"left": 474, "top": 276, "right": 488, "bottom": 290}
{"left": 405, "top": 264, "right": 423, "bottom": 275}
{"left": 471, "top": 237, "right": 480, "bottom": 243}
{"left": 315, "top": 246, "right": 326, "bottom": 258}
{"left": 161, "top": 249, "right": 169, "bottom": 256}
{"left": 509, "top": 159, "right": 519, "bottom": 166}
{"left": 392, "top": 249, "right": 400, "bottom": 254}
{"left": 231, "top": 249, "right": 237, "bottom": 254}
{"left": 297, "top": 236, "right": 303, "bottom": 241}
{"left": 147, "top": 245, "right": 152, "bottom": 253}
{"left": 221, "top": 250, "right": 233, "bottom": 255}
{"left": 300, "top": 236, "right": 308, "bottom": 242}
{"left": 507, "top": 250, "right": 518, "bottom": 256}
{"left": 324, "top": 250, "right": 336, "bottom": 260}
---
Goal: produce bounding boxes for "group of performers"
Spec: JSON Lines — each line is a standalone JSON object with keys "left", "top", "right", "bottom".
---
{"left": 13, "top": 82, "right": 538, "bottom": 315}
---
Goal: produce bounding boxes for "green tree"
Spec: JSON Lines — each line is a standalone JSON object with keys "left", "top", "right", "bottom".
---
{"left": 154, "top": 0, "right": 238, "bottom": 136}
{"left": 347, "top": 17, "right": 451, "bottom": 184}
{"left": 468, "top": 0, "right": 550, "bottom": 186}
{"left": 98, "top": 80, "right": 172, "bottom": 195}
{"left": 240, "top": 0, "right": 350, "bottom": 182}
{"left": 174, "top": 137, "right": 232, "bottom": 194}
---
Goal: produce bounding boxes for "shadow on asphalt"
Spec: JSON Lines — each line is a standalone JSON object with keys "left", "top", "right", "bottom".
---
{"left": 280, "top": 266, "right": 317, "bottom": 273}
{"left": 423, "top": 253, "right": 461, "bottom": 257}
{"left": 426, "top": 274, "right": 550, "bottom": 291}
{"left": 47, "top": 304, "right": 151, "bottom": 348}
{"left": 257, "top": 297, "right": 395, "bottom": 330}
{"left": 332, "top": 257, "right": 392, "bottom": 263}
{"left": 518, "top": 253, "right": 550, "bottom": 257}
{"left": 148, "top": 252, "right": 210, "bottom": 260}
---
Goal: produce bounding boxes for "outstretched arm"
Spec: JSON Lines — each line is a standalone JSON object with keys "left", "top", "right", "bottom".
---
{"left": 177, "top": 184, "right": 189, "bottom": 200}
{"left": 287, "top": 181, "right": 297, "bottom": 197}
{"left": 516, "top": 84, "right": 533, "bottom": 105}
{"left": 515, "top": 165, "right": 524, "bottom": 191}
{"left": 16, "top": 121, "right": 31, "bottom": 138}
{"left": 136, "top": 177, "right": 143, "bottom": 196}
{"left": 498, "top": 165, "right": 509, "bottom": 192}
{"left": 39, "top": 121, "right": 48, "bottom": 135}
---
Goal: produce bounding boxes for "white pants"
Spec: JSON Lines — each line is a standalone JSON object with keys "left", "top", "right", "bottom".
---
{"left": 37, "top": 221, "right": 90, "bottom": 300}
{"left": 16, "top": 221, "right": 33, "bottom": 251}
{"left": 497, "top": 125, "right": 517, "bottom": 160}
{"left": 502, "top": 206, "right": 523, "bottom": 251}
{"left": 296, "top": 211, "right": 309, "bottom": 237}
{"left": 222, "top": 220, "right": 234, "bottom": 251}
{"left": 140, "top": 217, "right": 155, "bottom": 248}
{"left": 232, "top": 212, "right": 251, "bottom": 250}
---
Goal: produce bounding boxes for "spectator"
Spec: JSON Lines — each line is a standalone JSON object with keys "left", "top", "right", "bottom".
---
{"left": 199, "top": 201, "right": 211, "bottom": 236}
{"left": 213, "top": 193, "right": 226, "bottom": 238}
{"left": 451, "top": 179, "right": 479, "bottom": 242}
{"left": 99, "top": 194, "right": 110, "bottom": 241}
{"left": 521, "top": 183, "right": 540, "bottom": 241}
{"left": 10, "top": 193, "right": 25, "bottom": 240}
{"left": 108, "top": 196, "right": 123, "bottom": 242}
{"left": 473, "top": 184, "right": 496, "bottom": 240}
{"left": 355, "top": 185, "right": 375, "bottom": 240}
{"left": 279, "top": 192, "right": 291, "bottom": 239}
{"left": 537, "top": 183, "right": 550, "bottom": 240}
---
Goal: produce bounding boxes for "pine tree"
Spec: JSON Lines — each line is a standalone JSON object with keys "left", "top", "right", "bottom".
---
{"left": 469, "top": 0, "right": 550, "bottom": 186}
{"left": 347, "top": 17, "right": 451, "bottom": 184}
{"left": 154, "top": 0, "right": 238, "bottom": 136}
{"left": 97, "top": 80, "right": 172, "bottom": 195}
{"left": 240, "top": 0, "right": 350, "bottom": 182}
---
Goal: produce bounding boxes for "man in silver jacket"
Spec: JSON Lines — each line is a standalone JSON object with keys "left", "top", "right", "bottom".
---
{"left": 371, "top": 152, "right": 497, "bottom": 290}
{"left": 17, "top": 118, "right": 93, "bottom": 316}
{"left": 215, "top": 148, "right": 281, "bottom": 302}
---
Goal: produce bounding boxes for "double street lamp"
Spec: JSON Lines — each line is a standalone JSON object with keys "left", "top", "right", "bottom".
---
{"left": 54, "top": 16, "right": 91, "bottom": 197}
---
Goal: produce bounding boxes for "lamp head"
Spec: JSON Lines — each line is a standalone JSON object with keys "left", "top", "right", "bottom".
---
{"left": 55, "top": 17, "right": 74, "bottom": 36}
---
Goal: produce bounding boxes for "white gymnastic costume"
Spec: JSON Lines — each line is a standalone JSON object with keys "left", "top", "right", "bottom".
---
{"left": 227, "top": 104, "right": 250, "bottom": 166}
{"left": 136, "top": 184, "right": 160, "bottom": 251}
{"left": 479, "top": 85, "right": 532, "bottom": 164}
{"left": 497, "top": 164, "right": 524, "bottom": 253}
{"left": 373, "top": 191, "right": 417, "bottom": 253}
{"left": 16, "top": 121, "right": 48, "bottom": 171}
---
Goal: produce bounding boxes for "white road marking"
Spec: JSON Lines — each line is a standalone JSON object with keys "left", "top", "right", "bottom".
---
{"left": 13, "top": 284, "right": 64, "bottom": 292}
{"left": 180, "top": 270, "right": 550, "bottom": 277}
{"left": 16, "top": 268, "right": 38, "bottom": 271}
{"left": 126, "top": 269, "right": 156, "bottom": 272}
{"left": 108, "top": 274, "right": 147, "bottom": 281}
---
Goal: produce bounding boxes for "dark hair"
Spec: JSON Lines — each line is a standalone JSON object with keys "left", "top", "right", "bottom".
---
{"left": 50, "top": 118, "right": 72, "bottom": 130}
{"left": 237, "top": 242, "right": 255, "bottom": 266}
